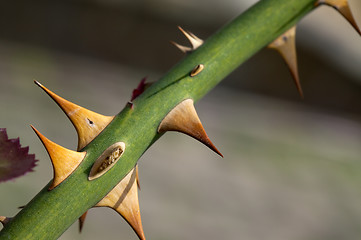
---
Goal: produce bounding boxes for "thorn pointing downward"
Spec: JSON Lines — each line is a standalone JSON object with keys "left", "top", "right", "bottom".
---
{"left": 171, "top": 26, "right": 204, "bottom": 53}
{"left": 96, "top": 166, "right": 145, "bottom": 240}
{"left": 158, "top": 99, "right": 223, "bottom": 157}
{"left": 316, "top": 0, "right": 361, "bottom": 35}
{"left": 34, "top": 81, "right": 114, "bottom": 151}
{"left": 31, "top": 126, "right": 86, "bottom": 190}
{"left": 79, "top": 165, "right": 142, "bottom": 236}
{"left": 268, "top": 26, "right": 303, "bottom": 98}
{"left": 78, "top": 211, "right": 88, "bottom": 233}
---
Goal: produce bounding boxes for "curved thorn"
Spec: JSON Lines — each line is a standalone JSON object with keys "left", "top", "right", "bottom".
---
{"left": 96, "top": 167, "right": 145, "bottom": 240}
{"left": 158, "top": 99, "right": 223, "bottom": 157}
{"left": 170, "top": 41, "right": 192, "bottom": 53}
{"left": 31, "top": 125, "right": 86, "bottom": 190}
{"left": 34, "top": 80, "right": 114, "bottom": 151}
{"left": 171, "top": 26, "right": 204, "bottom": 53}
{"left": 268, "top": 26, "right": 303, "bottom": 98}
{"left": 177, "top": 26, "right": 204, "bottom": 50}
{"left": 316, "top": 0, "right": 361, "bottom": 35}
{"left": 135, "top": 164, "right": 141, "bottom": 190}
{"left": 78, "top": 211, "right": 88, "bottom": 233}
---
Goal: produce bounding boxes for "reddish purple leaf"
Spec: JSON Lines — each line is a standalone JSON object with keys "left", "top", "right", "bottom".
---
{"left": 0, "top": 128, "right": 37, "bottom": 182}
{"left": 131, "top": 77, "right": 152, "bottom": 101}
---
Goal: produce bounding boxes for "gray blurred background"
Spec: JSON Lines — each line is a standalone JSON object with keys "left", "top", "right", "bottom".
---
{"left": 1, "top": 0, "right": 361, "bottom": 239}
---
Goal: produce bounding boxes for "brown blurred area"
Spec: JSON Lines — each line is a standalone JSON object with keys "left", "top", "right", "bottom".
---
{"left": 1, "top": 1, "right": 361, "bottom": 240}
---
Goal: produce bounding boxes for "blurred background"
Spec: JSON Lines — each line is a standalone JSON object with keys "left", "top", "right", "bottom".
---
{"left": 1, "top": 0, "right": 361, "bottom": 239}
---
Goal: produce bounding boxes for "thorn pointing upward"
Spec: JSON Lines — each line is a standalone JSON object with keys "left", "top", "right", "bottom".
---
{"left": 158, "top": 99, "right": 223, "bottom": 157}
{"left": 268, "top": 26, "right": 303, "bottom": 98}
{"left": 171, "top": 26, "right": 204, "bottom": 53}
{"left": 31, "top": 125, "right": 86, "bottom": 190}
{"left": 34, "top": 81, "right": 114, "bottom": 151}
{"left": 316, "top": 0, "right": 361, "bottom": 35}
{"left": 96, "top": 166, "right": 145, "bottom": 240}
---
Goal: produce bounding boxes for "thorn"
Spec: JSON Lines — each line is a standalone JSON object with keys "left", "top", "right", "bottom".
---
{"left": 31, "top": 125, "right": 86, "bottom": 190}
{"left": 78, "top": 211, "right": 88, "bottom": 233}
{"left": 158, "top": 99, "right": 223, "bottom": 157}
{"left": 88, "top": 142, "right": 126, "bottom": 181}
{"left": 170, "top": 41, "right": 192, "bottom": 53}
{"left": 96, "top": 167, "right": 145, "bottom": 240}
{"left": 171, "top": 26, "right": 204, "bottom": 53}
{"left": 268, "top": 26, "right": 304, "bottom": 98}
{"left": 190, "top": 64, "right": 205, "bottom": 77}
{"left": 316, "top": 0, "right": 361, "bottom": 35}
{"left": 135, "top": 164, "right": 140, "bottom": 190}
{"left": 34, "top": 80, "right": 114, "bottom": 151}
{"left": 0, "top": 216, "right": 11, "bottom": 227}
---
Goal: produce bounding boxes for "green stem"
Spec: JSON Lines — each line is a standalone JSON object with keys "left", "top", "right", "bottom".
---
{"left": 0, "top": 0, "right": 317, "bottom": 239}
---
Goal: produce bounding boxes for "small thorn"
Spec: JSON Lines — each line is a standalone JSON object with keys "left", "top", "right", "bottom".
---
{"left": 268, "top": 26, "right": 303, "bottom": 98}
{"left": 96, "top": 167, "right": 145, "bottom": 240}
{"left": 178, "top": 26, "right": 204, "bottom": 49}
{"left": 78, "top": 211, "right": 88, "bottom": 233}
{"left": 316, "top": 0, "right": 361, "bottom": 35}
{"left": 190, "top": 64, "right": 205, "bottom": 77}
{"left": 171, "top": 26, "right": 204, "bottom": 53}
{"left": 34, "top": 80, "right": 114, "bottom": 151}
{"left": 0, "top": 216, "right": 11, "bottom": 227}
{"left": 135, "top": 164, "right": 140, "bottom": 190}
{"left": 158, "top": 99, "right": 223, "bottom": 157}
{"left": 170, "top": 41, "right": 192, "bottom": 53}
{"left": 88, "top": 142, "right": 126, "bottom": 181}
{"left": 31, "top": 125, "right": 86, "bottom": 190}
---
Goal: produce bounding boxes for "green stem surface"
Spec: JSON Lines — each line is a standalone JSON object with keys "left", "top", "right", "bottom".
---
{"left": 0, "top": 0, "right": 317, "bottom": 239}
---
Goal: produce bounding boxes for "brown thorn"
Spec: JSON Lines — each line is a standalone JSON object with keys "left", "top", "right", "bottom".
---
{"left": 268, "top": 26, "right": 304, "bottom": 98}
{"left": 31, "top": 125, "right": 86, "bottom": 190}
{"left": 78, "top": 211, "right": 88, "bottom": 233}
{"left": 135, "top": 164, "right": 140, "bottom": 190}
{"left": 177, "top": 26, "right": 204, "bottom": 50}
{"left": 34, "top": 80, "right": 114, "bottom": 150}
{"left": 95, "top": 167, "right": 145, "bottom": 240}
{"left": 316, "top": 0, "right": 361, "bottom": 35}
{"left": 158, "top": 99, "right": 223, "bottom": 157}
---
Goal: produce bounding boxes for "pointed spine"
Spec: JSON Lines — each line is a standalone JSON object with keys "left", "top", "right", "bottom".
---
{"left": 316, "top": 0, "right": 361, "bottom": 35}
{"left": 158, "top": 99, "right": 223, "bottom": 157}
{"left": 95, "top": 166, "right": 145, "bottom": 240}
{"left": 268, "top": 26, "right": 303, "bottom": 97}
{"left": 79, "top": 165, "right": 142, "bottom": 234}
{"left": 31, "top": 126, "right": 86, "bottom": 190}
{"left": 34, "top": 81, "right": 114, "bottom": 151}
{"left": 171, "top": 26, "right": 204, "bottom": 53}
{"left": 78, "top": 212, "right": 88, "bottom": 233}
